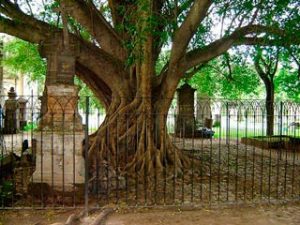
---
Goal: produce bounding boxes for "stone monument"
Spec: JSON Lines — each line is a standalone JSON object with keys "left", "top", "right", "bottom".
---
{"left": 18, "top": 97, "right": 28, "bottom": 130}
{"left": 197, "top": 94, "right": 212, "bottom": 128}
{"left": 31, "top": 32, "right": 85, "bottom": 193}
{"left": 175, "top": 83, "right": 196, "bottom": 137}
{"left": 4, "top": 87, "right": 19, "bottom": 134}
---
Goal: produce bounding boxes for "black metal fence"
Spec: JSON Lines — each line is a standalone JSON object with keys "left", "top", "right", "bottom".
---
{"left": 1, "top": 96, "right": 300, "bottom": 209}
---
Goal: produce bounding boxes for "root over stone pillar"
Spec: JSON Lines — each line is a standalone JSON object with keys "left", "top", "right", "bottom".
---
{"left": 31, "top": 33, "right": 85, "bottom": 194}
{"left": 31, "top": 85, "right": 85, "bottom": 192}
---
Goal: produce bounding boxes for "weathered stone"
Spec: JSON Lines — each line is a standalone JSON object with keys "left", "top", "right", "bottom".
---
{"left": 31, "top": 33, "right": 85, "bottom": 193}
{"left": 4, "top": 87, "right": 19, "bottom": 134}
{"left": 176, "top": 83, "right": 196, "bottom": 137}
{"left": 196, "top": 95, "right": 212, "bottom": 127}
{"left": 14, "top": 166, "right": 34, "bottom": 196}
{"left": 31, "top": 132, "right": 85, "bottom": 192}
{"left": 39, "top": 85, "right": 83, "bottom": 132}
{"left": 39, "top": 32, "right": 79, "bottom": 86}
{"left": 18, "top": 97, "right": 28, "bottom": 130}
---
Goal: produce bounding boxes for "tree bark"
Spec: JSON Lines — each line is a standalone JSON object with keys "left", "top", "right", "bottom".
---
{"left": 0, "top": 40, "right": 3, "bottom": 96}
{"left": 265, "top": 80, "right": 275, "bottom": 136}
{"left": 86, "top": 96, "right": 190, "bottom": 177}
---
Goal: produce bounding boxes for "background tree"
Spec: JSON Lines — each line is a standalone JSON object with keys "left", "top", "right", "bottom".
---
{"left": 275, "top": 69, "right": 300, "bottom": 103}
{"left": 253, "top": 47, "right": 279, "bottom": 136}
{"left": 275, "top": 47, "right": 300, "bottom": 102}
{"left": 191, "top": 56, "right": 260, "bottom": 99}
{"left": 0, "top": 0, "right": 299, "bottom": 174}
{"left": 3, "top": 38, "right": 46, "bottom": 92}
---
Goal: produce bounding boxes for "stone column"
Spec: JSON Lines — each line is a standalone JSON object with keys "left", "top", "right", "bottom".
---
{"left": 31, "top": 33, "right": 85, "bottom": 192}
{"left": 18, "top": 97, "right": 27, "bottom": 130}
{"left": 175, "top": 84, "right": 196, "bottom": 138}
{"left": 4, "top": 87, "right": 19, "bottom": 134}
{"left": 197, "top": 95, "right": 212, "bottom": 128}
{"left": 196, "top": 94, "right": 212, "bottom": 128}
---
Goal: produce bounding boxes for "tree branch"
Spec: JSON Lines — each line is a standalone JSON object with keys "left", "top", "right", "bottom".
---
{"left": 76, "top": 62, "right": 112, "bottom": 109}
{"left": 0, "top": 17, "right": 48, "bottom": 43}
{"left": 155, "top": 0, "right": 212, "bottom": 103}
{"left": 62, "top": 0, "right": 126, "bottom": 61}
{"left": 169, "top": 0, "right": 212, "bottom": 65}
{"left": 0, "top": 12, "right": 128, "bottom": 100}
{"left": 182, "top": 24, "right": 300, "bottom": 71}
{"left": 77, "top": 37, "right": 130, "bottom": 98}
{"left": 0, "top": 0, "right": 55, "bottom": 35}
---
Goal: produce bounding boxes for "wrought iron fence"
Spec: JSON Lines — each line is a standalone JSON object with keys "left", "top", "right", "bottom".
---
{"left": 1, "top": 95, "right": 300, "bottom": 209}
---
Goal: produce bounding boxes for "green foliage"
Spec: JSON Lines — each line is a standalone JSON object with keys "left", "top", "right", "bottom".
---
{"left": 22, "top": 122, "right": 38, "bottom": 132}
{"left": 275, "top": 69, "right": 300, "bottom": 102}
{"left": 75, "top": 77, "right": 103, "bottom": 112}
{"left": 155, "top": 51, "right": 170, "bottom": 75}
{"left": 3, "top": 38, "right": 103, "bottom": 111}
{"left": 0, "top": 181, "right": 13, "bottom": 204}
{"left": 3, "top": 39, "right": 46, "bottom": 84}
{"left": 190, "top": 57, "right": 260, "bottom": 99}
{"left": 213, "top": 121, "right": 221, "bottom": 128}
{"left": 190, "top": 66, "right": 217, "bottom": 97}
{"left": 218, "top": 64, "right": 260, "bottom": 99}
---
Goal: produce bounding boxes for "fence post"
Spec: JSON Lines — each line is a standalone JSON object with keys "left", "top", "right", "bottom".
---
{"left": 280, "top": 101, "right": 283, "bottom": 137}
{"left": 226, "top": 102, "right": 229, "bottom": 145}
{"left": 84, "top": 96, "right": 90, "bottom": 216}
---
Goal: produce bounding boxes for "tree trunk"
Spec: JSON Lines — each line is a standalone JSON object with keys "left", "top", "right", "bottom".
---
{"left": 265, "top": 81, "right": 275, "bottom": 136}
{"left": 0, "top": 40, "right": 3, "bottom": 96}
{"left": 86, "top": 96, "right": 190, "bottom": 178}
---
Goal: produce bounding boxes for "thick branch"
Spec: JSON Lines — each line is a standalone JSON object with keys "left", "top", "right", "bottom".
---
{"left": 0, "top": 0, "right": 55, "bottom": 35}
{"left": 108, "top": 0, "right": 134, "bottom": 29}
{"left": 254, "top": 57, "right": 268, "bottom": 82}
{"left": 62, "top": 0, "right": 126, "bottom": 61}
{"left": 155, "top": 23, "right": 299, "bottom": 112}
{"left": 0, "top": 17, "right": 48, "bottom": 43}
{"left": 154, "top": 0, "right": 212, "bottom": 110}
{"left": 0, "top": 15, "right": 127, "bottom": 104}
{"left": 182, "top": 25, "right": 300, "bottom": 71}
{"left": 76, "top": 63, "right": 112, "bottom": 109}
{"left": 77, "top": 38, "right": 130, "bottom": 99}
{"left": 235, "top": 37, "right": 300, "bottom": 46}
{"left": 169, "top": 0, "right": 212, "bottom": 64}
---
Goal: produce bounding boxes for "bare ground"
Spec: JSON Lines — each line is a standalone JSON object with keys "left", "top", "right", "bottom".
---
{"left": 0, "top": 209, "right": 81, "bottom": 225}
{"left": 107, "top": 203, "right": 300, "bottom": 225}
{"left": 1, "top": 203, "right": 300, "bottom": 225}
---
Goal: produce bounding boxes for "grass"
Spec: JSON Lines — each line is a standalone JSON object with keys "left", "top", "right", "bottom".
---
{"left": 212, "top": 127, "right": 300, "bottom": 139}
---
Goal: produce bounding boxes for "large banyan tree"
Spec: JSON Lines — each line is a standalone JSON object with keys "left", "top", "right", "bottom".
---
{"left": 0, "top": 0, "right": 299, "bottom": 174}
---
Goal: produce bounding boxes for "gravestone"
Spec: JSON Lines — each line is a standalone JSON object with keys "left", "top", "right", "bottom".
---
{"left": 4, "top": 87, "right": 19, "bottom": 134}
{"left": 31, "top": 33, "right": 85, "bottom": 193}
{"left": 18, "top": 97, "right": 27, "bottom": 130}
{"left": 175, "top": 84, "right": 196, "bottom": 137}
{"left": 196, "top": 94, "right": 212, "bottom": 128}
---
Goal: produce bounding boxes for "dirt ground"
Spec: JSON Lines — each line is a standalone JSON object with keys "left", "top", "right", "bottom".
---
{"left": 0, "top": 209, "right": 81, "bottom": 225}
{"left": 1, "top": 203, "right": 300, "bottom": 225}
{"left": 107, "top": 203, "right": 300, "bottom": 225}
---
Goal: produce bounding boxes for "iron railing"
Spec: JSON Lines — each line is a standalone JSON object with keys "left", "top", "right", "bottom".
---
{"left": 0, "top": 96, "right": 300, "bottom": 209}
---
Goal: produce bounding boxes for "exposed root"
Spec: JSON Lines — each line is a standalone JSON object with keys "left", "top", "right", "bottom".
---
{"left": 86, "top": 99, "right": 191, "bottom": 179}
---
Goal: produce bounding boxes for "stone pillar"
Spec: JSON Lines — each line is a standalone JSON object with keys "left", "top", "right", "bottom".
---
{"left": 18, "top": 97, "right": 27, "bottom": 130}
{"left": 31, "top": 33, "right": 85, "bottom": 192}
{"left": 175, "top": 84, "right": 196, "bottom": 137}
{"left": 196, "top": 94, "right": 212, "bottom": 127}
{"left": 4, "top": 87, "right": 19, "bottom": 134}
